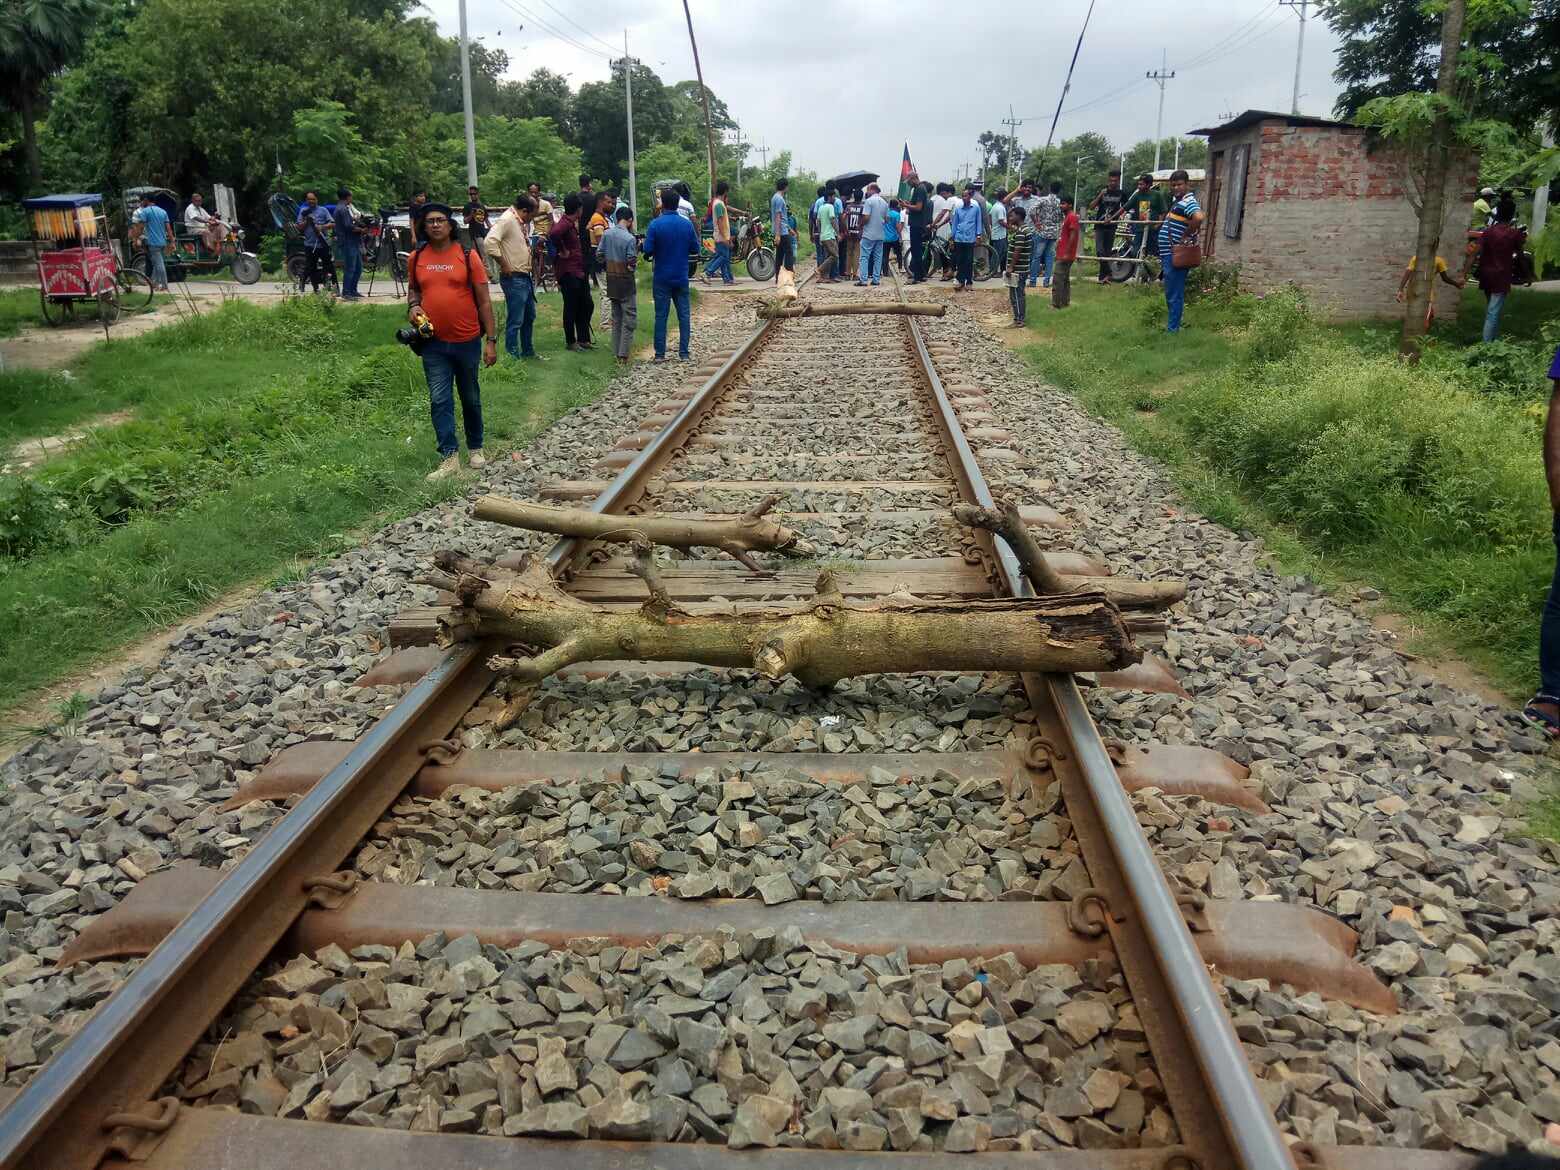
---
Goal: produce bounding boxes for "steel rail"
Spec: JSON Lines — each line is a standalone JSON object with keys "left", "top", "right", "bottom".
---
{"left": 891, "top": 272, "right": 1294, "bottom": 1170}
{"left": 0, "top": 278, "right": 812, "bottom": 1170}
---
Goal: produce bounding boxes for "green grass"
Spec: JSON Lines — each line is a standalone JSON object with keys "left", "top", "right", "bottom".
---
{"left": 0, "top": 288, "right": 44, "bottom": 339}
{"left": 1011, "top": 274, "right": 1560, "bottom": 702}
{"left": 0, "top": 286, "right": 656, "bottom": 720}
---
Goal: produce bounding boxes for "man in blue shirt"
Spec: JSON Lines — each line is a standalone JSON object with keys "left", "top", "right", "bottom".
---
{"left": 642, "top": 187, "right": 698, "bottom": 362}
{"left": 296, "top": 190, "right": 336, "bottom": 293}
{"left": 131, "top": 192, "right": 172, "bottom": 290}
{"left": 333, "top": 187, "right": 363, "bottom": 300}
{"left": 1158, "top": 169, "right": 1203, "bottom": 333}
{"left": 770, "top": 177, "right": 793, "bottom": 283}
{"left": 950, "top": 186, "right": 984, "bottom": 291}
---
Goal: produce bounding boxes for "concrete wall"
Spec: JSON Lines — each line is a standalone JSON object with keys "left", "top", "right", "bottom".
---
{"left": 1207, "top": 120, "right": 1477, "bottom": 322}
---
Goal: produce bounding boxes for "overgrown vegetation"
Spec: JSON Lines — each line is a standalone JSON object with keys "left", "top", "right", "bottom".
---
{"left": 0, "top": 290, "right": 649, "bottom": 716}
{"left": 1016, "top": 275, "right": 1560, "bottom": 698}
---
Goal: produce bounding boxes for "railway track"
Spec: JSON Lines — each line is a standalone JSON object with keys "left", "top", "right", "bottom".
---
{"left": 0, "top": 272, "right": 1485, "bottom": 1170}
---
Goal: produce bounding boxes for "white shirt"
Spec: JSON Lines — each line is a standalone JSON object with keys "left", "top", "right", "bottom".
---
{"left": 932, "top": 195, "right": 954, "bottom": 240}
{"left": 677, "top": 197, "right": 695, "bottom": 220}
{"left": 185, "top": 202, "right": 212, "bottom": 225}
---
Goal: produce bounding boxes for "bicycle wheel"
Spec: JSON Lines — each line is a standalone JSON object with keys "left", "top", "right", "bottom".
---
{"left": 286, "top": 254, "right": 306, "bottom": 282}
{"left": 95, "top": 286, "right": 121, "bottom": 325}
{"left": 745, "top": 247, "right": 775, "bottom": 282}
{"left": 116, "top": 268, "right": 156, "bottom": 312}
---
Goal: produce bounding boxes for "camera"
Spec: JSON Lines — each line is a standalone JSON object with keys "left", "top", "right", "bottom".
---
{"left": 395, "top": 313, "right": 434, "bottom": 353}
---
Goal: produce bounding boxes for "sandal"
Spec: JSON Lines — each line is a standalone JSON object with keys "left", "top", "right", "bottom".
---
{"left": 1521, "top": 693, "right": 1560, "bottom": 739}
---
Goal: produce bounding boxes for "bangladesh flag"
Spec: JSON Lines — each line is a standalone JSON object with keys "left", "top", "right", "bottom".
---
{"left": 897, "top": 144, "right": 915, "bottom": 200}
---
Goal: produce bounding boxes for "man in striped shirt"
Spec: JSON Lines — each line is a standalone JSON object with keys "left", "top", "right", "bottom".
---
{"left": 1158, "top": 170, "right": 1204, "bottom": 334}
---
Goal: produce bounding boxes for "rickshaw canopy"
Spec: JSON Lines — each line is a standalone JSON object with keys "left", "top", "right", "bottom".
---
{"left": 22, "top": 193, "right": 102, "bottom": 209}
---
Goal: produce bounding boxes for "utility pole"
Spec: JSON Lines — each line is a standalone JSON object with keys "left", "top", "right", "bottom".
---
{"left": 681, "top": 0, "right": 718, "bottom": 200}
{"left": 615, "top": 34, "right": 639, "bottom": 229}
{"left": 1002, "top": 107, "right": 1023, "bottom": 188}
{"left": 756, "top": 141, "right": 770, "bottom": 169}
{"left": 1074, "top": 154, "right": 1094, "bottom": 208}
{"left": 1280, "top": 0, "right": 1308, "bottom": 116}
{"left": 457, "top": 0, "right": 477, "bottom": 186}
{"left": 731, "top": 124, "right": 744, "bottom": 187}
{"left": 1534, "top": 123, "right": 1555, "bottom": 239}
{"left": 1147, "top": 51, "right": 1175, "bottom": 172}
{"left": 1174, "top": 137, "right": 1182, "bottom": 169}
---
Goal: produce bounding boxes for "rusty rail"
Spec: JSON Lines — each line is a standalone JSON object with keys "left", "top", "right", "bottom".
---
{"left": 892, "top": 270, "right": 1294, "bottom": 1170}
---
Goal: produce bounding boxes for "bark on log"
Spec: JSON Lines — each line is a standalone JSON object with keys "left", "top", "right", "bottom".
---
{"left": 755, "top": 300, "right": 947, "bottom": 320}
{"left": 427, "top": 553, "right": 1140, "bottom": 687}
{"left": 473, "top": 496, "right": 815, "bottom": 572}
{"left": 953, "top": 501, "right": 1185, "bottom": 611}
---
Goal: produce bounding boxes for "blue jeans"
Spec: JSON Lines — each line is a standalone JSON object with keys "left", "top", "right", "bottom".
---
{"left": 1543, "top": 515, "right": 1560, "bottom": 695}
{"left": 340, "top": 240, "right": 362, "bottom": 297}
{"left": 1482, "top": 291, "right": 1507, "bottom": 342}
{"left": 421, "top": 337, "right": 483, "bottom": 457}
{"left": 1164, "top": 261, "right": 1189, "bottom": 332}
{"left": 858, "top": 238, "right": 883, "bottom": 283}
{"left": 500, "top": 273, "right": 537, "bottom": 357}
{"left": 146, "top": 248, "right": 167, "bottom": 288}
{"left": 1031, "top": 237, "right": 1056, "bottom": 286}
{"left": 653, "top": 283, "right": 691, "bottom": 358}
{"left": 706, "top": 241, "right": 734, "bottom": 282}
{"left": 992, "top": 237, "right": 1007, "bottom": 274}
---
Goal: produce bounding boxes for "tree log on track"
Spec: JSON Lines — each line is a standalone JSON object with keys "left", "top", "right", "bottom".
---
{"left": 423, "top": 552, "right": 1141, "bottom": 687}
{"left": 473, "top": 495, "right": 815, "bottom": 571}
{"left": 953, "top": 500, "right": 1186, "bottom": 611}
{"left": 755, "top": 299, "right": 946, "bottom": 319}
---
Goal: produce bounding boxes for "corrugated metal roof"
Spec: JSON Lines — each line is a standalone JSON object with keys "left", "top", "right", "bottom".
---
{"left": 1188, "top": 109, "right": 1354, "bottom": 137}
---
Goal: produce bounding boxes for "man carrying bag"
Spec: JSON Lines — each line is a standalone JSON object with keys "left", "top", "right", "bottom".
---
{"left": 1158, "top": 170, "right": 1203, "bottom": 334}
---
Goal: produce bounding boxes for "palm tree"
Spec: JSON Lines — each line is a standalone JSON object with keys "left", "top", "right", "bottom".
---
{"left": 0, "top": 0, "right": 106, "bottom": 186}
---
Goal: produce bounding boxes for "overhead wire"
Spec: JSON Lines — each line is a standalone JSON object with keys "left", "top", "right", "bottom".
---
{"left": 499, "top": 0, "right": 613, "bottom": 59}
{"left": 534, "top": 0, "right": 619, "bottom": 55}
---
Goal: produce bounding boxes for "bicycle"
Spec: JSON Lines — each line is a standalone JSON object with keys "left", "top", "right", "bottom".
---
{"left": 919, "top": 235, "right": 995, "bottom": 281}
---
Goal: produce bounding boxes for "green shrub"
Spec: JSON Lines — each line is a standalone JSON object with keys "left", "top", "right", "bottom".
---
{"left": 1241, "top": 285, "right": 1313, "bottom": 364}
{"left": 1189, "top": 261, "right": 1241, "bottom": 306}
{"left": 0, "top": 478, "right": 80, "bottom": 560}
{"left": 257, "top": 234, "right": 286, "bottom": 274}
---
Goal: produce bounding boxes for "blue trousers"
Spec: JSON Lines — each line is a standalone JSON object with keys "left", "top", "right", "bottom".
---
{"left": 706, "top": 241, "right": 734, "bottom": 282}
{"left": 1164, "top": 261, "right": 1189, "bottom": 332}
{"left": 858, "top": 238, "right": 883, "bottom": 283}
{"left": 340, "top": 241, "right": 362, "bottom": 297}
{"left": 146, "top": 248, "right": 168, "bottom": 288}
{"left": 1030, "top": 237, "right": 1056, "bottom": 286}
{"left": 500, "top": 273, "right": 537, "bottom": 357}
{"left": 991, "top": 237, "right": 1007, "bottom": 274}
{"left": 1543, "top": 515, "right": 1560, "bottom": 695}
{"left": 1483, "top": 291, "right": 1508, "bottom": 342}
{"left": 421, "top": 337, "right": 483, "bottom": 456}
{"left": 653, "top": 283, "right": 691, "bottom": 358}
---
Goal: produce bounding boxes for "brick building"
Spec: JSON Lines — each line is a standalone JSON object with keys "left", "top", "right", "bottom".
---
{"left": 1188, "top": 110, "right": 1479, "bottom": 321}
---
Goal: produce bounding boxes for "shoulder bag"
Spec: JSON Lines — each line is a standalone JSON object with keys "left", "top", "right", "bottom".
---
{"left": 1169, "top": 198, "right": 1202, "bottom": 270}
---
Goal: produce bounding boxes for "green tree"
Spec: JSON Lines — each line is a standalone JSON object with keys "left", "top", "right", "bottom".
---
{"left": 1057, "top": 131, "right": 1115, "bottom": 204}
{"left": 632, "top": 140, "right": 702, "bottom": 225}
{"left": 496, "top": 67, "right": 573, "bottom": 137}
{"left": 573, "top": 61, "right": 674, "bottom": 185}
{"left": 474, "top": 115, "right": 581, "bottom": 203}
{"left": 285, "top": 101, "right": 388, "bottom": 206}
{"left": 431, "top": 38, "right": 508, "bottom": 116}
{"left": 0, "top": 0, "right": 106, "bottom": 185}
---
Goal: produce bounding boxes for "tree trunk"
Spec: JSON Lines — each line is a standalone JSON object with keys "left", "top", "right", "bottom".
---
{"left": 756, "top": 301, "right": 947, "bottom": 319}
{"left": 472, "top": 496, "right": 815, "bottom": 570}
{"left": 425, "top": 552, "right": 1140, "bottom": 687}
{"left": 1401, "top": 0, "right": 1467, "bottom": 358}
{"left": 19, "top": 86, "right": 42, "bottom": 189}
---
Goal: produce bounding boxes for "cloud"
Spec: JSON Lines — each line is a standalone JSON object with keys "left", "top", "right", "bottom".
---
{"left": 422, "top": 0, "right": 1345, "bottom": 183}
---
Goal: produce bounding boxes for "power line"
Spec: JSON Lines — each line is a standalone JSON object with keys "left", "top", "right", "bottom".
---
{"left": 1178, "top": 3, "right": 1279, "bottom": 70}
{"left": 1180, "top": 13, "right": 1290, "bottom": 74}
{"left": 500, "top": 0, "right": 612, "bottom": 59}
{"left": 535, "top": 0, "right": 618, "bottom": 55}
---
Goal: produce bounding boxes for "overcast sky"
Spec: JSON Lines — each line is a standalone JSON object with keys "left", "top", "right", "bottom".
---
{"left": 420, "top": 0, "right": 1346, "bottom": 181}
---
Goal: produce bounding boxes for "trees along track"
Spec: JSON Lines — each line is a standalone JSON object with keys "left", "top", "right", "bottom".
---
{"left": 0, "top": 271, "right": 1474, "bottom": 1170}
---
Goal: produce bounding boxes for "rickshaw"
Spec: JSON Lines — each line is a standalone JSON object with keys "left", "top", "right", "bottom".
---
{"left": 23, "top": 192, "right": 154, "bottom": 326}
{"left": 123, "top": 187, "right": 261, "bottom": 284}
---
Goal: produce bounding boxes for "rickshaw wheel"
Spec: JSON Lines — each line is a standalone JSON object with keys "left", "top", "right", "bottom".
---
{"left": 39, "top": 292, "right": 72, "bottom": 326}
{"left": 116, "top": 269, "right": 156, "bottom": 312}
{"left": 285, "top": 255, "right": 306, "bottom": 281}
{"left": 94, "top": 286, "right": 121, "bottom": 325}
{"left": 231, "top": 254, "right": 262, "bottom": 285}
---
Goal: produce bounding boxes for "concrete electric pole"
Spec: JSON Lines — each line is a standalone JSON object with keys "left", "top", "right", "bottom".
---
{"left": 1280, "top": 0, "right": 1308, "bottom": 116}
{"left": 457, "top": 0, "right": 477, "bottom": 186}
{"left": 1147, "top": 51, "right": 1175, "bottom": 172}
{"left": 613, "top": 36, "right": 639, "bottom": 227}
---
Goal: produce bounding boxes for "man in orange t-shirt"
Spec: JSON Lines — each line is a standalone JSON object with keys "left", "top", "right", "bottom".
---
{"left": 406, "top": 203, "right": 497, "bottom": 481}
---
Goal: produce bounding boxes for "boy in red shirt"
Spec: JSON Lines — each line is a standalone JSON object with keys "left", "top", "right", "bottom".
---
{"left": 1053, "top": 196, "right": 1081, "bottom": 309}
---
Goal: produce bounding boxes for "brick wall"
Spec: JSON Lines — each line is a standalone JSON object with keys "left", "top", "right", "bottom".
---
{"left": 1209, "top": 120, "right": 1478, "bottom": 322}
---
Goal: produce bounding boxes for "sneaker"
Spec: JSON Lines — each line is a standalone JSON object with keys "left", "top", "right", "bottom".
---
{"left": 678, "top": 354, "right": 691, "bottom": 361}
{"left": 468, "top": 451, "right": 487, "bottom": 469}
{"left": 522, "top": 352, "right": 548, "bottom": 361}
{"left": 426, "top": 454, "right": 460, "bottom": 481}
{"left": 653, "top": 355, "right": 667, "bottom": 364}
{"left": 853, "top": 280, "right": 868, "bottom": 287}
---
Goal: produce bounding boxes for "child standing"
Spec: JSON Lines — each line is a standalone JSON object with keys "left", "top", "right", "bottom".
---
{"left": 1004, "top": 206, "right": 1033, "bottom": 326}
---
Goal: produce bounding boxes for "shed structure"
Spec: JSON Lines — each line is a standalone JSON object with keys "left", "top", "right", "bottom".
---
{"left": 1188, "top": 110, "right": 1479, "bottom": 321}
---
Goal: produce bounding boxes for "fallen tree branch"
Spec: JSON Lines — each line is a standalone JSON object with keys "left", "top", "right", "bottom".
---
{"left": 755, "top": 299, "right": 947, "bottom": 320}
{"left": 433, "top": 552, "right": 1140, "bottom": 687}
{"left": 472, "top": 496, "right": 815, "bottom": 572}
{"left": 952, "top": 501, "right": 1185, "bottom": 611}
